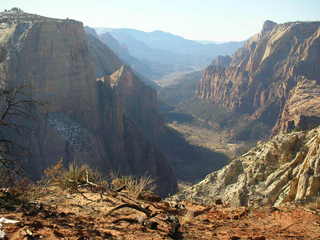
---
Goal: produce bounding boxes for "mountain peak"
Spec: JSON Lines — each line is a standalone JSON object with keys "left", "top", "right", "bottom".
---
{"left": 262, "top": 20, "right": 277, "bottom": 33}
{"left": 0, "top": 8, "right": 80, "bottom": 24}
{"left": 6, "top": 7, "right": 24, "bottom": 13}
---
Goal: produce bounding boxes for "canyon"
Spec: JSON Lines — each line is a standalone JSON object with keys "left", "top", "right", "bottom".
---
{"left": 0, "top": 5, "right": 320, "bottom": 240}
{"left": 0, "top": 7, "right": 320, "bottom": 229}
{"left": 197, "top": 20, "right": 320, "bottom": 139}
{"left": 166, "top": 20, "right": 320, "bottom": 208}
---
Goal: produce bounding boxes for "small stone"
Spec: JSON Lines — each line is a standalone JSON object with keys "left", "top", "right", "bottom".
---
{"left": 253, "top": 237, "right": 266, "bottom": 240}
{"left": 230, "top": 236, "right": 241, "bottom": 240}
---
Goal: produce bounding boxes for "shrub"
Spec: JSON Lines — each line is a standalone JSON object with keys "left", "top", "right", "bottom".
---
{"left": 110, "top": 172, "right": 156, "bottom": 199}
{"left": 44, "top": 159, "right": 104, "bottom": 193}
{"left": 8, "top": 178, "right": 49, "bottom": 202}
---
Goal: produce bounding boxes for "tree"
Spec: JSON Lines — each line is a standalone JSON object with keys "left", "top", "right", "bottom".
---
{"left": 0, "top": 85, "right": 41, "bottom": 186}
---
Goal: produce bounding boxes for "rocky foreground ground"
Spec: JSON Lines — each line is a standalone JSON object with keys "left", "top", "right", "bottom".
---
{"left": 1, "top": 186, "right": 320, "bottom": 240}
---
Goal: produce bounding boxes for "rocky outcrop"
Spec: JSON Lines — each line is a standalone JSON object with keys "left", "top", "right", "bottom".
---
{"left": 261, "top": 20, "right": 277, "bottom": 34}
{"left": 198, "top": 20, "right": 320, "bottom": 135}
{"left": 273, "top": 78, "right": 320, "bottom": 133}
{"left": 0, "top": 10, "right": 177, "bottom": 196}
{"left": 173, "top": 126, "right": 320, "bottom": 207}
{"left": 98, "top": 65, "right": 163, "bottom": 140}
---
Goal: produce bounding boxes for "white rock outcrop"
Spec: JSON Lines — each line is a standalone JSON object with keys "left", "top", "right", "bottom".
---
{"left": 173, "top": 127, "right": 320, "bottom": 207}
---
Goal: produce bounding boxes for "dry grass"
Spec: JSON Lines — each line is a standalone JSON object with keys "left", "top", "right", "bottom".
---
{"left": 110, "top": 172, "right": 156, "bottom": 199}
{"left": 1, "top": 159, "right": 156, "bottom": 210}
{"left": 44, "top": 159, "right": 105, "bottom": 193}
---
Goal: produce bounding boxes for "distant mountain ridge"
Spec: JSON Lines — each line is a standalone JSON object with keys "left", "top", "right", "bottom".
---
{"left": 95, "top": 27, "right": 244, "bottom": 81}
{"left": 85, "top": 27, "right": 158, "bottom": 88}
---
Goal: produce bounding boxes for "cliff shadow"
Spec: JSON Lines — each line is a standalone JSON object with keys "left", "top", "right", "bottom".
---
{"left": 158, "top": 126, "right": 229, "bottom": 183}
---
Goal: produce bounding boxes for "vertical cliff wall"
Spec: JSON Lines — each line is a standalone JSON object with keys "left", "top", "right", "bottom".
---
{"left": 0, "top": 10, "right": 176, "bottom": 196}
{"left": 197, "top": 21, "right": 320, "bottom": 135}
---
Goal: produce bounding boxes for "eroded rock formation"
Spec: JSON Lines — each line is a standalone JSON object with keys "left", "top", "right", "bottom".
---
{"left": 198, "top": 20, "right": 320, "bottom": 135}
{"left": 173, "top": 126, "right": 320, "bottom": 206}
{"left": 0, "top": 10, "right": 176, "bottom": 196}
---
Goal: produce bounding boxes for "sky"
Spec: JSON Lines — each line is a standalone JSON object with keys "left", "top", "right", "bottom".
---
{"left": 1, "top": 0, "right": 319, "bottom": 42}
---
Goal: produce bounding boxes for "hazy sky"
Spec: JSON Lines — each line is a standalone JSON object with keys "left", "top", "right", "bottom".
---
{"left": 1, "top": 0, "right": 319, "bottom": 41}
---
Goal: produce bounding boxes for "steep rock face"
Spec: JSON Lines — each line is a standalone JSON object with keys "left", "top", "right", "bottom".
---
{"left": 8, "top": 21, "right": 99, "bottom": 126}
{"left": 101, "top": 65, "right": 163, "bottom": 140}
{"left": 0, "top": 10, "right": 176, "bottom": 196}
{"left": 198, "top": 21, "right": 320, "bottom": 134}
{"left": 261, "top": 20, "right": 277, "bottom": 34}
{"left": 100, "top": 70, "right": 178, "bottom": 195}
{"left": 210, "top": 55, "right": 231, "bottom": 68}
{"left": 96, "top": 71, "right": 176, "bottom": 195}
{"left": 173, "top": 126, "right": 320, "bottom": 206}
{"left": 274, "top": 78, "right": 320, "bottom": 133}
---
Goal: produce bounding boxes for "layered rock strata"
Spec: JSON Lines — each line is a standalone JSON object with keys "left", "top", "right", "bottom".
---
{"left": 198, "top": 20, "right": 320, "bottom": 134}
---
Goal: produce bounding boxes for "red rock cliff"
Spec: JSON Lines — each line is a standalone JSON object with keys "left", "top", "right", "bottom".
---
{"left": 198, "top": 20, "right": 320, "bottom": 134}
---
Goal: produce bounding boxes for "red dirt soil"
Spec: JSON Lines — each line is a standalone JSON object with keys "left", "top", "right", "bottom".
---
{"left": 1, "top": 189, "right": 320, "bottom": 239}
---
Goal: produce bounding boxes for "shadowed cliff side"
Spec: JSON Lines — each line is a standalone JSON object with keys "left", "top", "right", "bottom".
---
{"left": 0, "top": 10, "right": 177, "bottom": 196}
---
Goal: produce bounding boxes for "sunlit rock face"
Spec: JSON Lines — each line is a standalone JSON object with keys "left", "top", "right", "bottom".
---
{"left": 198, "top": 20, "right": 320, "bottom": 135}
{"left": 0, "top": 10, "right": 177, "bottom": 196}
{"left": 173, "top": 126, "right": 320, "bottom": 207}
{"left": 171, "top": 20, "right": 320, "bottom": 206}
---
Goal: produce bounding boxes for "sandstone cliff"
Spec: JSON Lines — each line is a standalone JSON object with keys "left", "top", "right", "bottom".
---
{"left": 173, "top": 126, "right": 320, "bottom": 207}
{"left": 98, "top": 65, "right": 163, "bottom": 140}
{"left": 0, "top": 10, "right": 176, "bottom": 196}
{"left": 197, "top": 20, "right": 320, "bottom": 136}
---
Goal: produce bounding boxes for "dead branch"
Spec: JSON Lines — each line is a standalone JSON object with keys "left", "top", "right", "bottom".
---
{"left": 115, "top": 185, "right": 126, "bottom": 192}
{"left": 192, "top": 206, "right": 212, "bottom": 218}
{"left": 85, "top": 169, "right": 98, "bottom": 187}
{"left": 105, "top": 203, "right": 152, "bottom": 217}
{"left": 112, "top": 218, "right": 140, "bottom": 225}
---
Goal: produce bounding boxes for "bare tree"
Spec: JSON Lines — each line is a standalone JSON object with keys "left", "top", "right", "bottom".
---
{"left": 0, "top": 85, "right": 41, "bottom": 185}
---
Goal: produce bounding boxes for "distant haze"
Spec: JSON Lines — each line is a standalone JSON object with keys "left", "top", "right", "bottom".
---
{"left": 1, "top": 0, "right": 319, "bottom": 41}
{"left": 93, "top": 27, "right": 244, "bottom": 81}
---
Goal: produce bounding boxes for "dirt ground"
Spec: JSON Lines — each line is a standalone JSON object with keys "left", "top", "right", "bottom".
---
{"left": 1, "top": 187, "right": 320, "bottom": 240}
